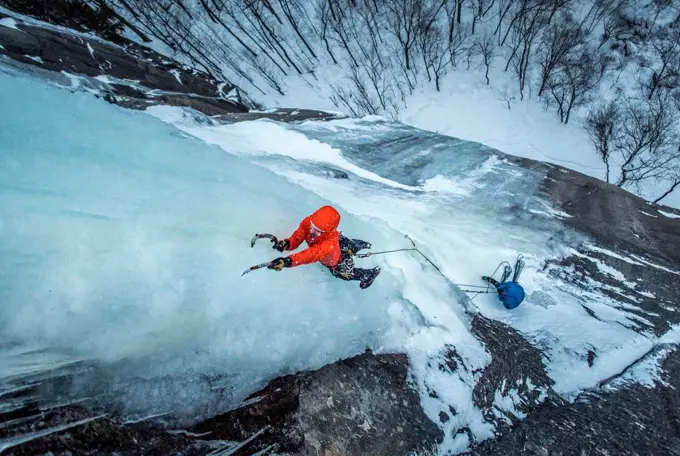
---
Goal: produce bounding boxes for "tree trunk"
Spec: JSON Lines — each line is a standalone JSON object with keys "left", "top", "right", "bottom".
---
{"left": 448, "top": 15, "right": 455, "bottom": 43}
{"left": 604, "top": 160, "right": 610, "bottom": 183}
{"left": 538, "top": 72, "right": 549, "bottom": 97}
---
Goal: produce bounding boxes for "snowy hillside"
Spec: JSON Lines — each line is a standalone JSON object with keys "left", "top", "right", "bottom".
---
{"left": 82, "top": 0, "right": 680, "bottom": 208}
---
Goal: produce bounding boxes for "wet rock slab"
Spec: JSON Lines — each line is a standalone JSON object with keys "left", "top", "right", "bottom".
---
{"left": 214, "top": 108, "right": 346, "bottom": 123}
{"left": 0, "top": 351, "right": 441, "bottom": 455}
{"left": 470, "top": 344, "right": 680, "bottom": 456}
{"left": 0, "top": 12, "right": 248, "bottom": 116}
{"left": 191, "top": 351, "right": 442, "bottom": 455}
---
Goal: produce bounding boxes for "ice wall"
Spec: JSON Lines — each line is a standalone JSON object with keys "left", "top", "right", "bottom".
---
{"left": 0, "top": 70, "right": 399, "bottom": 421}
{"left": 150, "top": 106, "right": 676, "bottom": 452}
{"left": 2, "top": 61, "right": 671, "bottom": 453}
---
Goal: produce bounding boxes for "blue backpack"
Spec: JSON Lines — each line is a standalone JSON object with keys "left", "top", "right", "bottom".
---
{"left": 497, "top": 282, "right": 525, "bottom": 309}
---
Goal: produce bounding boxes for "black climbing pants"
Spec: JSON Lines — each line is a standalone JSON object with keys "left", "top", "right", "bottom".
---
{"left": 328, "top": 235, "right": 374, "bottom": 283}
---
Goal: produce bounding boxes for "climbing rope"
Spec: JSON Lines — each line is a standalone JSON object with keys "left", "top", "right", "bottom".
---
{"left": 356, "top": 235, "right": 449, "bottom": 280}
{"left": 355, "top": 247, "right": 417, "bottom": 258}
{"left": 358, "top": 235, "right": 502, "bottom": 301}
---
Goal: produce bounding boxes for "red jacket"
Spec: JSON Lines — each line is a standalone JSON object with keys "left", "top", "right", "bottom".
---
{"left": 287, "top": 206, "right": 342, "bottom": 268}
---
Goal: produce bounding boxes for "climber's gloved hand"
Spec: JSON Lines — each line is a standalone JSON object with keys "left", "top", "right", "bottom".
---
{"left": 273, "top": 238, "right": 290, "bottom": 252}
{"left": 481, "top": 276, "right": 491, "bottom": 283}
{"left": 268, "top": 257, "right": 292, "bottom": 271}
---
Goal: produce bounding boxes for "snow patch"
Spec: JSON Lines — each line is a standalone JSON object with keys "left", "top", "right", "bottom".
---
{"left": 23, "top": 55, "right": 43, "bottom": 63}
{"left": 604, "top": 327, "right": 680, "bottom": 390}
{"left": 60, "top": 71, "right": 83, "bottom": 89}
{"left": 169, "top": 69, "right": 183, "bottom": 85}
{"left": 659, "top": 210, "right": 680, "bottom": 219}
{"left": 636, "top": 290, "right": 655, "bottom": 299}
{"left": 570, "top": 249, "right": 626, "bottom": 282}
{"left": 529, "top": 206, "right": 573, "bottom": 219}
{"left": 0, "top": 17, "right": 19, "bottom": 30}
{"left": 584, "top": 245, "right": 644, "bottom": 266}
{"left": 639, "top": 210, "right": 658, "bottom": 218}
{"left": 94, "top": 74, "right": 114, "bottom": 84}
{"left": 629, "top": 255, "right": 680, "bottom": 276}
{"left": 86, "top": 42, "right": 95, "bottom": 59}
{"left": 421, "top": 156, "right": 501, "bottom": 197}
{"left": 493, "top": 387, "right": 528, "bottom": 421}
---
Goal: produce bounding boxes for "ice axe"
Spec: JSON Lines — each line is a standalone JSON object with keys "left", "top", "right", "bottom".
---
{"left": 250, "top": 233, "right": 278, "bottom": 248}
{"left": 241, "top": 261, "right": 273, "bottom": 276}
{"left": 243, "top": 233, "right": 279, "bottom": 276}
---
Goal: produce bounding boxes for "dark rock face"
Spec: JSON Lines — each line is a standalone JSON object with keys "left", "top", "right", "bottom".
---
{"left": 0, "top": 6, "right": 348, "bottom": 122}
{"left": 0, "top": 0, "right": 145, "bottom": 45}
{"left": 470, "top": 344, "right": 680, "bottom": 456}
{"left": 0, "top": 0, "right": 127, "bottom": 43}
{"left": 0, "top": 405, "right": 211, "bottom": 455}
{"left": 191, "top": 351, "right": 443, "bottom": 456}
{"left": 542, "top": 164, "right": 680, "bottom": 267}
{"left": 471, "top": 316, "right": 559, "bottom": 433}
{"left": 215, "top": 108, "right": 346, "bottom": 123}
{"left": 0, "top": 12, "right": 249, "bottom": 116}
{"left": 536, "top": 164, "right": 680, "bottom": 336}
{"left": 1, "top": 352, "right": 441, "bottom": 455}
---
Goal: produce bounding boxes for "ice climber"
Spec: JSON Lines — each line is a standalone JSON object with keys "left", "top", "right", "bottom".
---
{"left": 267, "top": 205, "right": 381, "bottom": 289}
{"left": 481, "top": 255, "right": 525, "bottom": 309}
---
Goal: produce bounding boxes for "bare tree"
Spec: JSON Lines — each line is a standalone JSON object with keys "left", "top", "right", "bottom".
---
{"left": 503, "top": 0, "right": 554, "bottom": 100}
{"left": 615, "top": 91, "right": 680, "bottom": 189}
{"left": 547, "top": 50, "right": 601, "bottom": 124}
{"left": 448, "top": 21, "right": 472, "bottom": 67}
{"left": 493, "top": 0, "right": 514, "bottom": 43}
{"left": 510, "top": 1, "right": 552, "bottom": 99}
{"left": 500, "top": 91, "right": 516, "bottom": 109}
{"left": 445, "top": 0, "right": 466, "bottom": 42}
{"left": 385, "top": 0, "right": 421, "bottom": 71}
{"left": 329, "top": 57, "right": 401, "bottom": 118}
{"left": 276, "top": 0, "right": 318, "bottom": 60}
{"left": 584, "top": 101, "right": 620, "bottom": 183}
{"left": 580, "top": 0, "right": 622, "bottom": 35}
{"left": 598, "top": 10, "right": 627, "bottom": 49}
{"left": 647, "top": 0, "right": 674, "bottom": 36}
{"left": 647, "top": 28, "right": 680, "bottom": 100}
{"left": 469, "top": 0, "right": 496, "bottom": 34}
{"left": 537, "top": 12, "right": 582, "bottom": 96}
{"left": 476, "top": 32, "right": 496, "bottom": 84}
{"left": 420, "top": 24, "right": 452, "bottom": 90}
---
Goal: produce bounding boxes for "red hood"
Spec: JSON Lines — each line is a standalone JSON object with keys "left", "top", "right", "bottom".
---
{"left": 310, "top": 205, "right": 340, "bottom": 232}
